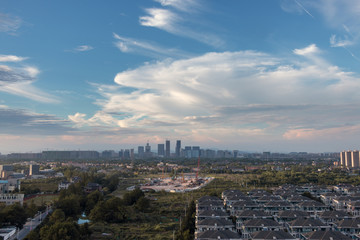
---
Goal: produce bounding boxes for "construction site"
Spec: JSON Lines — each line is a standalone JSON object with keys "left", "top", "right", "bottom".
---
{"left": 140, "top": 157, "right": 214, "bottom": 193}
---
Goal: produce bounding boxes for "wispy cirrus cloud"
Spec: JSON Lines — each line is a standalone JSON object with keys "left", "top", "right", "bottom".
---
{"left": 139, "top": 1, "right": 224, "bottom": 48}
{"left": 0, "top": 13, "right": 22, "bottom": 34}
{"left": 68, "top": 44, "right": 360, "bottom": 150}
{"left": 74, "top": 45, "right": 94, "bottom": 52}
{"left": 0, "top": 54, "right": 28, "bottom": 62}
{"left": 280, "top": 0, "right": 314, "bottom": 18}
{"left": 155, "top": 0, "right": 201, "bottom": 12}
{"left": 0, "top": 55, "right": 59, "bottom": 103}
{"left": 113, "top": 33, "right": 190, "bottom": 58}
{"left": 282, "top": 0, "right": 360, "bottom": 59}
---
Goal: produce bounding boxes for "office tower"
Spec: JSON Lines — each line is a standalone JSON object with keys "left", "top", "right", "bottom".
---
{"left": 352, "top": 150, "right": 360, "bottom": 168}
{"left": 345, "top": 150, "right": 352, "bottom": 167}
{"left": 145, "top": 143, "right": 151, "bottom": 153}
{"left": 29, "top": 164, "right": 40, "bottom": 176}
{"left": 192, "top": 146, "right": 200, "bottom": 158}
{"left": 119, "top": 150, "right": 124, "bottom": 159}
{"left": 158, "top": 144, "right": 165, "bottom": 157}
{"left": 124, "top": 149, "right": 130, "bottom": 159}
{"left": 145, "top": 142, "right": 152, "bottom": 158}
{"left": 138, "top": 146, "right": 144, "bottom": 159}
{"left": 176, "top": 140, "right": 181, "bottom": 157}
{"left": 130, "top": 149, "right": 134, "bottom": 160}
{"left": 340, "top": 151, "right": 346, "bottom": 166}
{"left": 184, "top": 146, "right": 192, "bottom": 159}
{"left": 165, "top": 140, "right": 170, "bottom": 157}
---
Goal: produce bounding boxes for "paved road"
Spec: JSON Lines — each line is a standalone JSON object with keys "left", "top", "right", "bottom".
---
{"left": 12, "top": 209, "right": 51, "bottom": 240}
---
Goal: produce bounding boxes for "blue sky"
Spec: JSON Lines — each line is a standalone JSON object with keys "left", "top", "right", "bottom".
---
{"left": 1, "top": 0, "right": 360, "bottom": 153}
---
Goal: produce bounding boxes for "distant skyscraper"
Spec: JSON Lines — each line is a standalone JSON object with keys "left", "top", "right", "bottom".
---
{"left": 192, "top": 146, "right": 200, "bottom": 158}
{"left": 138, "top": 146, "right": 144, "bottom": 158}
{"left": 158, "top": 144, "right": 165, "bottom": 157}
{"left": 130, "top": 149, "right": 134, "bottom": 160}
{"left": 184, "top": 146, "right": 192, "bottom": 159}
{"left": 345, "top": 150, "right": 352, "bottom": 167}
{"left": 340, "top": 151, "right": 346, "bottom": 166}
{"left": 124, "top": 149, "right": 130, "bottom": 159}
{"left": 165, "top": 140, "right": 170, "bottom": 157}
{"left": 145, "top": 142, "right": 152, "bottom": 158}
{"left": 176, "top": 140, "right": 181, "bottom": 157}
{"left": 340, "top": 150, "right": 360, "bottom": 169}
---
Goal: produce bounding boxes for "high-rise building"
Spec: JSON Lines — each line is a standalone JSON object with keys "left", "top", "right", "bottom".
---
{"left": 176, "top": 140, "right": 181, "bottom": 157}
{"left": 124, "top": 149, "right": 130, "bottom": 159}
{"left": 184, "top": 146, "right": 192, "bottom": 159}
{"left": 340, "top": 150, "right": 360, "bottom": 169}
{"left": 145, "top": 142, "right": 152, "bottom": 158}
{"left": 29, "top": 164, "right": 40, "bottom": 176}
{"left": 130, "top": 149, "right": 134, "bottom": 160}
{"left": 138, "top": 146, "right": 144, "bottom": 159}
{"left": 192, "top": 146, "right": 200, "bottom": 158}
{"left": 340, "top": 151, "right": 346, "bottom": 166}
{"left": 158, "top": 144, "right": 165, "bottom": 157}
{"left": 345, "top": 150, "right": 352, "bottom": 167}
{"left": 352, "top": 151, "right": 360, "bottom": 168}
{"left": 165, "top": 140, "right": 170, "bottom": 157}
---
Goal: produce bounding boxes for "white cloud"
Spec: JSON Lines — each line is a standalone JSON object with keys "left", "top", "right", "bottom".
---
{"left": 69, "top": 46, "right": 360, "bottom": 150}
{"left": 0, "top": 54, "right": 27, "bottom": 62}
{"left": 113, "top": 33, "right": 190, "bottom": 58}
{"left": 74, "top": 45, "right": 94, "bottom": 52}
{"left": 293, "top": 44, "right": 319, "bottom": 56}
{"left": 139, "top": 5, "right": 224, "bottom": 47}
{"left": 155, "top": 0, "right": 200, "bottom": 11}
{"left": 0, "top": 63, "right": 59, "bottom": 103}
{"left": 139, "top": 8, "right": 177, "bottom": 32}
{"left": 0, "top": 13, "right": 22, "bottom": 34}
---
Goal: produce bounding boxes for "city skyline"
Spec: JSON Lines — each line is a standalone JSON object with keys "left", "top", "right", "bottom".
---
{"left": 2, "top": 1, "right": 360, "bottom": 153}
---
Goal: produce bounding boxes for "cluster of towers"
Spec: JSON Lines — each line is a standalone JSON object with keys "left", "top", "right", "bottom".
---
{"left": 340, "top": 150, "right": 360, "bottom": 168}
{"left": 137, "top": 140, "right": 182, "bottom": 158}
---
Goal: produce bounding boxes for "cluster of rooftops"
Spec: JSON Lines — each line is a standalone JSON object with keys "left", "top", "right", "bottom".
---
{"left": 195, "top": 184, "right": 360, "bottom": 240}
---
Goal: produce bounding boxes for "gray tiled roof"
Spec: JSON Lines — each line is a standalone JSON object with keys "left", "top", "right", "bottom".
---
{"left": 197, "top": 230, "right": 241, "bottom": 240}
{"left": 197, "top": 218, "right": 234, "bottom": 227}
{"left": 288, "top": 218, "right": 329, "bottom": 227}
{"left": 303, "top": 230, "right": 352, "bottom": 240}
{"left": 243, "top": 218, "right": 281, "bottom": 227}
{"left": 251, "top": 230, "right": 295, "bottom": 240}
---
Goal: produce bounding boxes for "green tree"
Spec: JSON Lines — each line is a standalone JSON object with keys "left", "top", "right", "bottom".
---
{"left": 4, "top": 203, "right": 27, "bottom": 229}
{"left": 135, "top": 196, "right": 150, "bottom": 212}
{"left": 49, "top": 209, "right": 66, "bottom": 223}
{"left": 40, "top": 221, "right": 80, "bottom": 240}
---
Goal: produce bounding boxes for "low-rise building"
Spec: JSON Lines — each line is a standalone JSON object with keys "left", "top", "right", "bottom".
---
{"left": 0, "top": 194, "right": 24, "bottom": 205}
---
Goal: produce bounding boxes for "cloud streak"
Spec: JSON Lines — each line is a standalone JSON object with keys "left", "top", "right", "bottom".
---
{"left": 113, "top": 33, "right": 190, "bottom": 58}
{"left": 139, "top": 1, "right": 224, "bottom": 47}
{"left": 0, "top": 13, "right": 22, "bottom": 34}
{"left": 0, "top": 54, "right": 28, "bottom": 62}
{"left": 0, "top": 59, "right": 59, "bottom": 103}
{"left": 74, "top": 45, "right": 94, "bottom": 52}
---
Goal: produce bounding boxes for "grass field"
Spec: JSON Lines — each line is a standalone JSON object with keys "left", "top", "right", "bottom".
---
{"left": 25, "top": 194, "right": 59, "bottom": 206}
